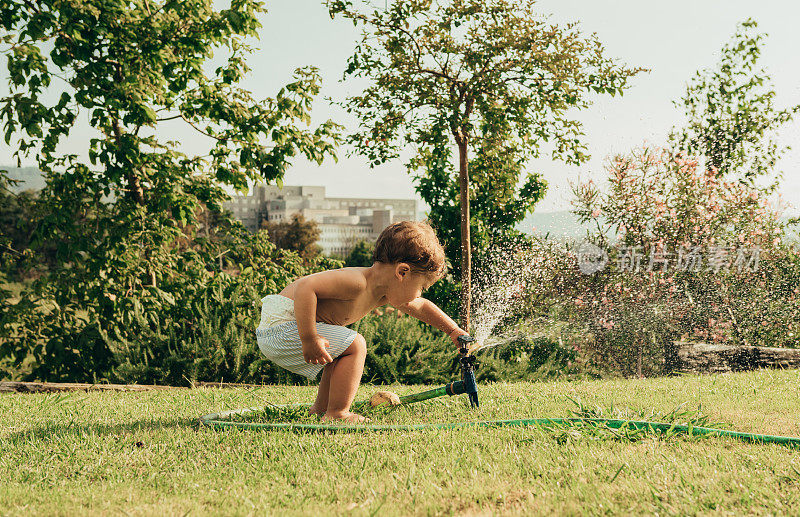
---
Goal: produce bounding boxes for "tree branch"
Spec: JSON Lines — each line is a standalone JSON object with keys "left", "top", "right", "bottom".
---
{"left": 383, "top": 20, "right": 454, "bottom": 83}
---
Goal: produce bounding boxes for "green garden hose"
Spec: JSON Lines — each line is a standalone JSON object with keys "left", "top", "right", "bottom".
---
{"left": 198, "top": 382, "right": 800, "bottom": 448}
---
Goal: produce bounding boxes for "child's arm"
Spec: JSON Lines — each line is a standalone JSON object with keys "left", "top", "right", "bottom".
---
{"left": 293, "top": 269, "right": 367, "bottom": 364}
{"left": 393, "top": 297, "right": 468, "bottom": 348}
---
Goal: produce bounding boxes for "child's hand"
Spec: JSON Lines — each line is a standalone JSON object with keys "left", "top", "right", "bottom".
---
{"left": 302, "top": 335, "right": 333, "bottom": 365}
{"left": 448, "top": 328, "right": 470, "bottom": 348}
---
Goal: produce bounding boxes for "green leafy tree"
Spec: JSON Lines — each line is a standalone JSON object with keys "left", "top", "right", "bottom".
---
{"left": 411, "top": 117, "right": 548, "bottom": 317}
{"left": 327, "top": 0, "right": 644, "bottom": 331}
{"left": 0, "top": 0, "right": 341, "bottom": 383}
{"left": 344, "top": 238, "right": 375, "bottom": 267}
{"left": 261, "top": 212, "right": 322, "bottom": 262}
{"left": 669, "top": 18, "right": 800, "bottom": 194}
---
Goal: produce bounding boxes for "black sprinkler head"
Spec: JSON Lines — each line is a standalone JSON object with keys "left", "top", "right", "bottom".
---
{"left": 457, "top": 334, "right": 479, "bottom": 408}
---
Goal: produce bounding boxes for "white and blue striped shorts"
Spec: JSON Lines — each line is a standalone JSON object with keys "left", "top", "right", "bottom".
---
{"left": 255, "top": 321, "right": 359, "bottom": 381}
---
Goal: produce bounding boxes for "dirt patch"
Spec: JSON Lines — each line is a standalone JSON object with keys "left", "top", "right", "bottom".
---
{"left": 0, "top": 380, "right": 266, "bottom": 394}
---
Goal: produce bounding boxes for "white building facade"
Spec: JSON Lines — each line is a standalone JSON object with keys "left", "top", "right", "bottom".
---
{"left": 223, "top": 185, "right": 418, "bottom": 256}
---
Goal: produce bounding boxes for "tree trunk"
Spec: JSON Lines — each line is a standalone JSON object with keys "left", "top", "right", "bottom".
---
{"left": 458, "top": 140, "right": 471, "bottom": 332}
{"left": 674, "top": 341, "right": 800, "bottom": 374}
{"left": 112, "top": 115, "right": 145, "bottom": 206}
{"left": 637, "top": 343, "right": 643, "bottom": 378}
{"left": 126, "top": 172, "right": 145, "bottom": 206}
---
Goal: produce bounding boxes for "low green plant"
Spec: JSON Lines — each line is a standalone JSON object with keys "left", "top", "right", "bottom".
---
{"left": 354, "top": 312, "right": 579, "bottom": 385}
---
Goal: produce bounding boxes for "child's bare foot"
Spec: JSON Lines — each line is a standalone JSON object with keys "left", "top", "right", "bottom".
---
{"left": 307, "top": 405, "right": 324, "bottom": 417}
{"left": 321, "top": 411, "right": 372, "bottom": 424}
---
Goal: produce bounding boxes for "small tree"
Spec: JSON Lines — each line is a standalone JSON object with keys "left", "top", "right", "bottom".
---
{"left": 669, "top": 18, "right": 800, "bottom": 194}
{"left": 261, "top": 212, "right": 322, "bottom": 262}
{"left": 410, "top": 117, "right": 548, "bottom": 316}
{"left": 344, "top": 239, "right": 375, "bottom": 267}
{"left": 328, "top": 0, "right": 644, "bottom": 331}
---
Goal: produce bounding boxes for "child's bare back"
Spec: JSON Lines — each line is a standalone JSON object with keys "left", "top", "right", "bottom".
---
{"left": 278, "top": 267, "right": 384, "bottom": 327}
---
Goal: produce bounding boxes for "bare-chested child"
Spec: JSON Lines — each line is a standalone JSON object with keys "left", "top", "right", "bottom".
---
{"left": 254, "top": 220, "right": 469, "bottom": 423}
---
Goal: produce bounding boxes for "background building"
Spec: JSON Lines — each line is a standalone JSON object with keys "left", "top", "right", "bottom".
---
{"left": 223, "top": 184, "right": 418, "bottom": 256}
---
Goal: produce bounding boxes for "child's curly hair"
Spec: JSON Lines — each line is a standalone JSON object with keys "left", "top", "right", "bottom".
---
{"left": 372, "top": 220, "right": 447, "bottom": 279}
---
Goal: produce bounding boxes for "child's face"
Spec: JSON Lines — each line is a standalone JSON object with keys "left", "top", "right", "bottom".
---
{"left": 389, "top": 264, "right": 436, "bottom": 306}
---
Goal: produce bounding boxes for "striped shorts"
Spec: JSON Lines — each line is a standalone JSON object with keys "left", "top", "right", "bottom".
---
{"left": 255, "top": 321, "right": 359, "bottom": 381}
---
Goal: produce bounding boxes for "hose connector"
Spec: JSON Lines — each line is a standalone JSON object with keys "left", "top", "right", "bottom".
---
{"left": 457, "top": 335, "right": 479, "bottom": 408}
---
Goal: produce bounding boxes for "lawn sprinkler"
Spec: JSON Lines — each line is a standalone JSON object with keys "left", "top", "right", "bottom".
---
{"left": 454, "top": 334, "right": 479, "bottom": 408}
{"left": 358, "top": 333, "right": 480, "bottom": 409}
{"left": 368, "top": 334, "right": 480, "bottom": 409}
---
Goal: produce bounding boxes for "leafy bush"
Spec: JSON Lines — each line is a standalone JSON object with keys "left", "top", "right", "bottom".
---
{"left": 353, "top": 311, "right": 579, "bottom": 385}
{"left": 566, "top": 145, "right": 798, "bottom": 376}
{"left": 0, "top": 203, "right": 342, "bottom": 385}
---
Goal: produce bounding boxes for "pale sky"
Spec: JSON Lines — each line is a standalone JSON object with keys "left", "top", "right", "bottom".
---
{"left": 2, "top": 0, "right": 799, "bottom": 215}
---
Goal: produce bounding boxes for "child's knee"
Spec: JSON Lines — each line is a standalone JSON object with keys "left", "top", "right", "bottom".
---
{"left": 344, "top": 333, "right": 367, "bottom": 358}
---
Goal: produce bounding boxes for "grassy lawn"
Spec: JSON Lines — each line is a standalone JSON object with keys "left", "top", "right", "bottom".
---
{"left": 2, "top": 369, "right": 800, "bottom": 516}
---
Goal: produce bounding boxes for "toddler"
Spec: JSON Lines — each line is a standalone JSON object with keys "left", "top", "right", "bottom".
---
{"left": 255, "top": 220, "right": 469, "bottom": 423}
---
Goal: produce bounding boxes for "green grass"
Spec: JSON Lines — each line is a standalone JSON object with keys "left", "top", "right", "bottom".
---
{"left": 2, "top": 369, "right": 800, "bottom": 516}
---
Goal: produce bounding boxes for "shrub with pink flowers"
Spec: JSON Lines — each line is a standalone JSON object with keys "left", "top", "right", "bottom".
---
{"left": 565, "top": 144, "right": 800, "bottom": 376}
